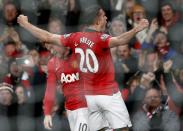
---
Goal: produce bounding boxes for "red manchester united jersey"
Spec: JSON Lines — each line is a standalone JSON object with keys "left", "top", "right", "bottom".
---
{"left": 43, "top": 55, "right": 86, "bottom": 115}
{"left": 60, "top": 30, "right": 119, "bottom": 95}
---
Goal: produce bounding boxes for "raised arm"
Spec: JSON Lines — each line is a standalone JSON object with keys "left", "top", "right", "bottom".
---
{"left": 17, "top": 15, "right": 61, "bottom": 46}
{"left": 109, "top": 19, "right": 149, "bottom": 48}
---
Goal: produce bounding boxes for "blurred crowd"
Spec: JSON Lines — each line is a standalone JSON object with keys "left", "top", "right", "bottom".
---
{"left": 0, "top": 0, "right": 183, "bottom": 131}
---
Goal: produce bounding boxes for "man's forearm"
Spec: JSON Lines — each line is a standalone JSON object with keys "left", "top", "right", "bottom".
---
{"left": 109, "top": 19, "right": 149, "bottom": 48}
{"left": 117, "top": 28, "right": 137, "bottom": 44}
{"left": 22, "top": 22, "right": 52, "bottom": 43}
{"left": 109, "top": 28, "right": 138, "bottom": 48}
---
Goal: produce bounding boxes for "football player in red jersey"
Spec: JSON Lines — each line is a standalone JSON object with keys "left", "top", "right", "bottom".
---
{"left": 18, "top": 5, "right": 149, "bottom": 131}
{"left": 43, "top": 45, "right": 90, "bottom": 131}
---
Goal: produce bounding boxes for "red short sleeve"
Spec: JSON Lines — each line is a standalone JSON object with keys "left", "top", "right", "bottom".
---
{"left": 98, "top": 33, "right": 111, "bottom": 49}
{"left": 60, "top": 33, "right": 72, "bottom": 47}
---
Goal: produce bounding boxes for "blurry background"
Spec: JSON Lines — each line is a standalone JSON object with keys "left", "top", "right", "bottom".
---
{"left": 0, "top": 0, "right": 183, "bottom": 131}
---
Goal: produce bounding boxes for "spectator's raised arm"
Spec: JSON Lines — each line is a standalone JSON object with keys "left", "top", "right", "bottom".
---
{"left": 145, "top": 18, "right": 159, "bottom": 43}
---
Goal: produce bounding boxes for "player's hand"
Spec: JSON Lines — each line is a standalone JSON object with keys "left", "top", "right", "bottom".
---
{"left": 135, "top": 19, "right": 149, "bottom": 32}
{"left": 17, "top": 14, "right": 29, "bottom": 27}
{"left": 44, "top": 115, "right": 53, "bottom": 130}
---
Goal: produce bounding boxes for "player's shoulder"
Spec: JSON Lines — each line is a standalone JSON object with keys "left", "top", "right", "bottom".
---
{"left": 84, "top": 31, "right": 111, "bottom": 41}
{"left": 62, "top": 32, "right": 81, "bottom": 38}
{"left": 99, "top": 33, "right": 111, "bottom": 41}
{"left": 62, "top": 33, "right": 72, "bottom": 38}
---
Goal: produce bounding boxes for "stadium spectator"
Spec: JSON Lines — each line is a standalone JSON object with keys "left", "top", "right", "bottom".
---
{"left": 0, "top": 1, "right": 29, "bottom": 53}
{"left": 48, "top": 17, "right": 65, "bottom": 34}
{"left": 142, "top": 30, "right": 182, "bottom": 71}
{"left": 125, "top": 0, "right": 136, "bottom": 30}
{"left": 110, "top": 0, "right": 126, "bottom": 18}
{"left": 138, "top": 49, "right": 159, "bottom": 73}
{"left": 3, "top": 40, "right": 23, "bottom": 61}
{"left": 3, "top": 59, "right": 32, "bottom": 90}
{"left": 0, "top": 82, "right": 18, "bottom": 131}
{"left": 136, "top": 0, "right": 159, "bottom": 20}
{"left": 163, "top": 60, "right": 183, "bottom": 130}
{"left": 121, "top": 74, "right": 140, "bottom": 114}
{"left": 159, "top": 2, "right": 183, "bottom": 55}
{"left": 108, "top": 15, "right": 126, "bottom": 62}
{"left": 28, "top": 50, "right": 47, "bottom": 131}
{"left": 159, "top": 2, "right": 180, "bottom": 33}
{"left": 15, "top": 84, "right": 35, "bottom": 131}
{"left": 114, "top": 45, "right": 138, "bottom": 90}
{"left": 128, "top": 4, "right": 148, "bottom": 55}
{"left": 132, "top": 87, "right": 180, "bottom": 131}
{"left": 2, "top": 1, "right": 19, "bottom": 26}
{"left": 48, "top": 0, "right": 68, "bottom": 21}
{"left": 125, "top": 72, "right": 156, "bottom": 115}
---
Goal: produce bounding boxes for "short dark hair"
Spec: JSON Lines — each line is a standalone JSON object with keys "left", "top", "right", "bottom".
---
{"left": 161, "top": 2, "right": 175, "bottom": 13}
{"left": 80, "top": 5, "right": 101, "bottom": 25}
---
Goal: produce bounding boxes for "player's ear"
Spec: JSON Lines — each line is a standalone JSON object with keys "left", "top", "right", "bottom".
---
{"left": 94, "top": 17, "right": 100, "bottom": 25}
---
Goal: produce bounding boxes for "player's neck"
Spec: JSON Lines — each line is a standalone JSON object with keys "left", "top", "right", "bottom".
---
{"left": 88, "top": 25, "right": 101, "bottom": 32}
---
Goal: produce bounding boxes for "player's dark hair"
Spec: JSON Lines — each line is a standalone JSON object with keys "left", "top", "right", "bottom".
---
{"left": 80, "top": 5, "right": 101, "bottom": 25}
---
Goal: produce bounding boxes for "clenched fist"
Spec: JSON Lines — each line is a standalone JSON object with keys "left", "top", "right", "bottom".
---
{"left": 135, "top": 19, "right": 149, "bottom": 33}
{"left": 17, "top": 14, "right": 29, "bottom": 27}
{"left": 163, "top": 60, "right": 173, "bottom": 73}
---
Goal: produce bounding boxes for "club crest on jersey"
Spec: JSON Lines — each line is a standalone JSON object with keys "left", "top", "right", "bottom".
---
{"left": 101, "top": 34, "right": 110, "bottom": 41}
{"left": 72, "top": 60, "right": 78, "bottom": 68}
{"left": 63, "top": 33, "right": 71, "bottom": 38}
{"left": 60, "top": 72, "right": 79, "bottom": 83}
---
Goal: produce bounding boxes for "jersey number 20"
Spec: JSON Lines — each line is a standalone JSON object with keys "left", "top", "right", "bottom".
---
{"left": 75, "top": 48, "right": 99, "bottom": 73}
